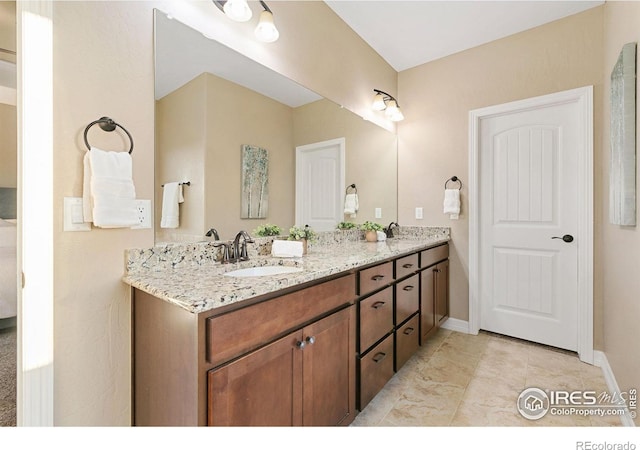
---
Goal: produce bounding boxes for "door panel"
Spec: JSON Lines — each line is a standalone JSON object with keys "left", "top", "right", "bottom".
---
{"left": 480, "top": 100, "right": 579, "bottom": 351}
{"left": 296, "top": 138, "right": 345, "bottom": 231}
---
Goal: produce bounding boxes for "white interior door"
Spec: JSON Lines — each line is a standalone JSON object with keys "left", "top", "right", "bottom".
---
{"left": 295, "top": 138, "right": 345, "bottom": 232}
{"left": 479, "top": 98, "right": 582, "bottom": 351}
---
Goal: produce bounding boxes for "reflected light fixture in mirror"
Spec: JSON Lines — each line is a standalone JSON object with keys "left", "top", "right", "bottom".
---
{"left": 213, "top": 0, "right": 280, "bottom": 43}
{"left": 372, "top": 89, "right": 404, "bottom": 122}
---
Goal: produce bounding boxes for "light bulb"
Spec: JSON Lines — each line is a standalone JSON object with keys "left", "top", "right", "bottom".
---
{"left": 224, "top": 0, "right": 252, "bottom": 22}
{"left": 371, "top": 93, "right": 386, "bottom": 111}
{"left": 384, "top": 100, "right": 404, "bottom": 121}
{"left": 254, "top": 10, "right": 279, "bottom": 43}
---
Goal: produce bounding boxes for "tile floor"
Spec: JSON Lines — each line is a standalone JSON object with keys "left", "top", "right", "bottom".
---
{"left": 352, "top": 328, "right": 623, "bottom": 427}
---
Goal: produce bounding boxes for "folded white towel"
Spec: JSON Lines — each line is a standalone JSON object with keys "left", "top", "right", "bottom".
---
{"left": 443, "top": 189, "right": 460, "bottom": 215}
{"left": 83, "top": 147, "right": 138, "bottom": 228}
{"left": 344, "top": 193, "right": 359, "bottom": 215}
{"left": 271, "top": 239, "right": 304, "bottom": 258}
{"left": 160, "top": 182, "right": 184, "bottom": 229}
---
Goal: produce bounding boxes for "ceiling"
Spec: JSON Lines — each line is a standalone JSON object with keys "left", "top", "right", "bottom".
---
{"left": 324, "top": 0, "right": 605, "bottom": 72}
{"left": 156, "top": 1, "right": 605, "bottom": 105}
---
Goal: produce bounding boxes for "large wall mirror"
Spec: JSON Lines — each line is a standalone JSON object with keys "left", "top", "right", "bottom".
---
{"left": 153, "top": 10, "right": 398, "bottom": 243}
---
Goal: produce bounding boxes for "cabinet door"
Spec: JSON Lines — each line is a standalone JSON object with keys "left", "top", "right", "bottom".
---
{"left": 302, "top": 307, "right": 355, "bottom": 426}
{"left": 435, "top": 260, "right": 449, "bottom": 325}
{"left": 420, "top": 267, "right": 436, "bottom": 344}
{"left": 208, "top": 331, "right": 303, "bottom": 426}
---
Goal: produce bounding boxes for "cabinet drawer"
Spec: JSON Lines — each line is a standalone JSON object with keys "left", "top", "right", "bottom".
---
{"left": 359, "top": 333, "right": 394, "bottom": 410}
{"left": 421, "top": 243, "right": 449, "bottom": 268}
{"left": 395, "top": 314, "right": 419, "bottom": 371}
{"left": 206, "top": 273, "right": 355, "bottom": 366}
{"left": 395, "top": 253, "right": 418, "bottom": 280}
{"left": 395, "top": 274, "right": 419, "bottom": 325}
{"left": 359, "top": 287, "right": 394, "bottom": 352}
{"left": 358, "top": 261, "right": 393, "bottom": 296}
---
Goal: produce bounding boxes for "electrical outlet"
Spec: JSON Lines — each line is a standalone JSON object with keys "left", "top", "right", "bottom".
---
{"left": 415, "top": 207, "right": 423, "bottom": 220}
{"left": 132, "top": 199, "right": 152, "bottom": 229}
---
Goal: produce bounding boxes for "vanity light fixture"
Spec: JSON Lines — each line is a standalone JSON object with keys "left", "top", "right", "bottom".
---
{"left": 372, "top": 89, "right": 404, "bottom": 122}
{"left": 213, "top": 0, "right": 280, "bottom": 43}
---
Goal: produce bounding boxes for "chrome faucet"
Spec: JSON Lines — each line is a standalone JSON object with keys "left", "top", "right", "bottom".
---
{"left": 232, "top": 230, "right": 255, "bottom": 263}
{"left": 205, "top": 228, "right": 220, "bottom": 240}
{"left": 385, "top": 222, "right": 399, "bottom": 238}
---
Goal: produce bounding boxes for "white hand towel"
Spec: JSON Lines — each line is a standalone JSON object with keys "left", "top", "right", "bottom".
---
{"left": 83, "top": 147, "right": 138, "bottom": 228}
{"left": 271, "top": 239, "right": 303, "bottom": 258}
{"left": 160, "top": 182, "right": 184, "bottom": 229}
{"left": 344, "top": 193, "right": 359, "bottom": 215}
{"left": 443, "top": 189, "right": 461, "bottom": 215}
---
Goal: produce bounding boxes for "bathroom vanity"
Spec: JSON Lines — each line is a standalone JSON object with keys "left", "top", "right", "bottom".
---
{"left": 125, "top": 230, "right": 449, "bottom": 426}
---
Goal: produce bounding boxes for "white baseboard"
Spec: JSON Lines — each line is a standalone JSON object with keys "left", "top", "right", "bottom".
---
{"left": 593, "top": 350, "right": 636, "bottom": 427}
{"left": 440, "top": 317, "right": 470, "bottom": 334}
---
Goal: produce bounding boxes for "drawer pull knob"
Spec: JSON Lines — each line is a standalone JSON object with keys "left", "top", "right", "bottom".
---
{"left": 433, "top": 268, "right": 440, "bottom": 273}
{"left": 402, "top": 285, "right": 414, "bottom": 292}
{"left": 402, "top": 263, "right": 413, "bottom": 269}
{"left": 371, "top": 301, "right": 386, "bottom": 309}
{"left": 371, "top": 274, "right": 385, "bottom": 281}
{"left": 403, "top": 327, "right": 415, "bottom": 335}
{"left": 296, "top": 340, "right": 306, "bottom": 350}
{"left": 372, "top": 352, "right": 387, "bottom": 363}
{"left": 305, "top": 336, "right": 316, "bottom": 345}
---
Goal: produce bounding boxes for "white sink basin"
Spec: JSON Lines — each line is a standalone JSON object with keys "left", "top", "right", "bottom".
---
{"left": 224, "top": 266, "right": 304, "bottom": 277}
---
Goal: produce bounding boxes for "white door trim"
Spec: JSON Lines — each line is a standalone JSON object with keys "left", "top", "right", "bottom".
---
{"left": 469, "top": 86, "right": 594, "bottom": 364}
{"left": 295, "top": 137, "right": 346, "bottom": 228}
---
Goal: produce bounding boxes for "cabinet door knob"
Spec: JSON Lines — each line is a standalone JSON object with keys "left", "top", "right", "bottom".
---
{"left": 372, "top": 352, "right": 387, "bottom": 363}
{"left": 433, "top": 268, "right": 440, "bottom": 273}
{"left": 371, "top": 274, "right": 385, "bottom": 281}
{"left": 371, "top": 301, "right": 386, "bottom": 309}
{"left": 295, "top": 340, "right": 306, "bottom": 350}
{"left": 305, "top": 336, "right": 316, "bottom": 345}
{"left": 403, "top": 327, "right": 415, "bottom": 335}
{"left": 402, "top": 285, "right": 414, "bottom": 291}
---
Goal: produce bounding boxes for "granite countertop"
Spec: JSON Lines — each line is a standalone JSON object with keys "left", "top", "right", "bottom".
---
{"left": 123, "top": 233, "right": 449, "bottom": 315}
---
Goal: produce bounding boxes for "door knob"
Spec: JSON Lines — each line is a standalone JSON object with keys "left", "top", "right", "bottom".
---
{"left": 551, "top": 234, "right": 574, "bottom": 243}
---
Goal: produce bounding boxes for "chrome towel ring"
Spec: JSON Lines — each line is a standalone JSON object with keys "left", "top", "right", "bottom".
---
{"left": 84, "top": 117, "right": 134, "bottom": 154}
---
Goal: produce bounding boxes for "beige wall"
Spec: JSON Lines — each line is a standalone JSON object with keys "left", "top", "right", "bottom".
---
{"left": 0, "top": 103, "right": 16, "bottom": 187}
{"left": 203, "top": 73, "right": 294, "bottom": 240}
{"left": 602, "top": 1, "right": 640, "bottom": 424}
{"left": 0, "top": 1, "right": 16, "bottom": 63}
{"left": 397, "top": 8, "right": 604, "bottom": 341}
{"left": 156, "top": 73, "right": 207, "bottom": 241}
{"left": 49, "top": 0, "right": 396, "bottom": 425}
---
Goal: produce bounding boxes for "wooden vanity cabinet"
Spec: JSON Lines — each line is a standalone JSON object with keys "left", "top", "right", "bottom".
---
{"left": 208, "top": 306, "right": 353, "bottom": 426}
{"left": 419, "top": 243, "right": 449, "bottom": 343}
{"left": 133, "top": 272, "right": 356, "bottom": 427}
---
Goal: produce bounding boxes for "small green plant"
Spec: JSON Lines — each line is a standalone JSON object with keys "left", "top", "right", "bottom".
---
{"left": 253, "top": 223, "right": 283, "bottom": 237}
{"left": 359, "top": 221, "right": 384, "bottom": 232}
{"left": 288, "top": 224, "right": 317, "bottom": 242}
{"left": 337, "top": 221, "right": 357, "bottom": 230}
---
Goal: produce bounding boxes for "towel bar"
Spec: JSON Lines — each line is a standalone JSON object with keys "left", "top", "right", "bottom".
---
{"left": 444, "top": 176, "right": 462, "bottom": 190}
{"left": 84, "top": 117, "right": 134, "bottom": 154}
{"left": 161, "top": 181, "right": 191, "bottom": 187}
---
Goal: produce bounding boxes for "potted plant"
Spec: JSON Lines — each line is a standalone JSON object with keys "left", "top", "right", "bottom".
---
{"left": 253, "top": 223, "right": 283, "bottom": 237}
{"left": 360, "top": 221, "right": 384, "bottom": 242}
{"left": 288, "top": 225, "right": 317, "bottom": 254}
{"left": 337, "top": 221, "right": 357, "bottom": 230}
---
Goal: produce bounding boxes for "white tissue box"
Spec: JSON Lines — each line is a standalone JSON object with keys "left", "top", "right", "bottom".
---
{"left": 271, "top": 240, "right": 304, "bottom": 258}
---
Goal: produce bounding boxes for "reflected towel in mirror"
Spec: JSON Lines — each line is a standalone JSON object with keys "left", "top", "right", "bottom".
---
{"left": 160, "top": 182, "right": 184, "bottom": 228}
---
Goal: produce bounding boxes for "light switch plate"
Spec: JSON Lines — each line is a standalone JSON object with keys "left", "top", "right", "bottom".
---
{"left": 63, "top": 197, "right": 90, "bottom": 232}
{"left": 375, "top": 207, "right": 382, "bottom": 219}
{"left": 132, "top": 199, "right": 152, "bottom": 229}
{"left": 415, "top": 207, "right": 423, "bottom": 220}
